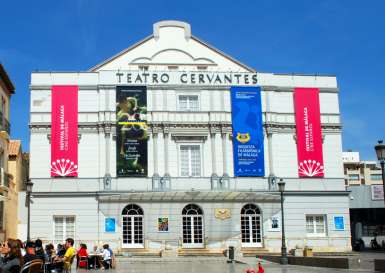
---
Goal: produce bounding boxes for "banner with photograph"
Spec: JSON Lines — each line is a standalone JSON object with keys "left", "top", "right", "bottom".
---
{"left": 294, "top": 88, "right": 324, "bottom": 177}
{"left": 230, "top": 86, "right": 265, "bottom": 177}
{"left": 116, "top": 86, "right": 148, "bottom": 176}
{"left": 50, "top": 85, "right": 78, "bottom": 177}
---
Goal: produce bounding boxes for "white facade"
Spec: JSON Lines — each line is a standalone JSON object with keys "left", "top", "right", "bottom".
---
{"left": 29, "top": 21, "right": 351, "bottom": 254}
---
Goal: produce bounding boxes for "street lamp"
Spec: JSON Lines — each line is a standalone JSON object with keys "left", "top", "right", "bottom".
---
{"left": 374, "top": 140, "right": 385, "bottom": 205}
{"left": 26, "top": 179, "right": 34, "bottom": 241}
{"left": 278, "top": 178, "right": 288, "bottom": 265}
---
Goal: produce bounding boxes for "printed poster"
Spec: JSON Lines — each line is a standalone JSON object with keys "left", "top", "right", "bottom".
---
{"left": 230, "top": 86, "right": 264, "bottom": 176}
{"left": 116, "top": 86, "right": 148, "bottom": 176}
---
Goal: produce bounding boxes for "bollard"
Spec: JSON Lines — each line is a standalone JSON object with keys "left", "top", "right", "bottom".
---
{"left": 227, "top": 246, "right": 235, "bottom": 263}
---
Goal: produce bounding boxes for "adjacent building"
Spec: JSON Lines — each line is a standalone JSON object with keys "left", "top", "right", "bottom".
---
{"left": 343, "top": 151, "right": 385, "bottom": 248}
{"left": 343, "top": 151, "right": 383, "bottom": 186}
{"left": 29, "top": 21, "right": 351, "bottom": 255}
{"left": 0, "top": 63, "right": 15, "bottom": 240}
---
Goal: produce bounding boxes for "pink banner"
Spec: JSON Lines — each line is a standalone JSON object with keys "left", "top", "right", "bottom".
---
{"left": 294, "top": 88, "right": 324, "bottom": 177}
{"left": 50, "top": 85, "right": 78, "bottom": 177}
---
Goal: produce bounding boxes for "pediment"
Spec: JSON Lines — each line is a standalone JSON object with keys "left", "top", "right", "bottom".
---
{"left": 91, "top": 21, "right": 254, "bottom": 72}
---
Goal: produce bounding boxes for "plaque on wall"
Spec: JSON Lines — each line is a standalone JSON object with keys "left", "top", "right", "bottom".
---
{"left": 214, "top": 209, "right": 231, "bottom": 220}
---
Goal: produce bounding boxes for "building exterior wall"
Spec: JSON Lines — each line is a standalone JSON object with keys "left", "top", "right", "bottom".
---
{"left": 29, "top": 21, "right": 351, "bottom": 253}
{"left": 0, "top": 64, "right": 14, "bottom": 241}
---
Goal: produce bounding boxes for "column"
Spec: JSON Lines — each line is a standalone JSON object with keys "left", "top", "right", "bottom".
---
{"left": 164, "top": 127, "right": 170, "bottom": 175}
{"left": 153, "top": 131, "right": 159, "bottom": 175}
{"left": 221, "top": 132, "right": 228, "bottom": 175}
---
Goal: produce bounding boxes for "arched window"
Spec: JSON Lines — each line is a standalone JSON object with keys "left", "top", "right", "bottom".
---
{"left": 182, "top": 204, "right": 204, "bottom": 248}
{"left": 182, "top": 204, "right": 203, "bottom": 215}
{"left": 241, "top": 204, "right": 261, "bottom": 215}
{"left": 122, "top": 204, "right": 144, "bottom": 248}
{"left": 241, "top": 204, "right": 262, "bottom": 247}
{"left": 122, "top": 204, "right": 144, "bottom": 215}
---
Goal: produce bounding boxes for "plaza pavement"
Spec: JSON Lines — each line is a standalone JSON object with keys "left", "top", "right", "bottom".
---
{"left": 73, "top": 255, "right": 384, "bottom": 273}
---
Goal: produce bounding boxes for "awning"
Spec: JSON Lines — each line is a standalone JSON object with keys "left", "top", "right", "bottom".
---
{"left": 97, "top": 191, "right": 280, "bottom": 203}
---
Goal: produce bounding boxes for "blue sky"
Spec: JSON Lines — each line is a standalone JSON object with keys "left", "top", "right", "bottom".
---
{"left": 1, "top": 0, "right": 384, "bottom": 160}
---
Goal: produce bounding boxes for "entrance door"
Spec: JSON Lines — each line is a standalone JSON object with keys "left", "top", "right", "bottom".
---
{"left": 182, "top": 204, "right": 204, "bottom": 248}
{"left": 122, "top": 204, "right": 144, "bottom": 248}
{"left": 241, "top": 204, "right": 262, "bottom": 247}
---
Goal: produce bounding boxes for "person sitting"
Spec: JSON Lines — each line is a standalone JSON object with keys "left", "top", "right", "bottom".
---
{"left": 101, "top": 244, "right": 111, "bottom": 269}
{"left": 0, "top": 239, "right": 23, "bottom": 273}
{"left": 61, "top": 238, "right": 76, "bottom": 272}
{"left": 23, "top": 241, "right": 41, "bottom": 264}
{"left": 56, "top": 244, "right": 66, "bottom": 257}
{"left": 34, "top": 239, "right": 45, "bottom": 262}
{"left": 77, "top": 244, "right": 89, "bottom": 269}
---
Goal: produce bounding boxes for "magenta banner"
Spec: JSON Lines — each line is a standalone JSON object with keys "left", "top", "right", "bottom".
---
{"left": 294, "top": 88, "right": 324, "bottom": 177}
{"left": 50, "top": 85, "right": 78, "bottom": 177}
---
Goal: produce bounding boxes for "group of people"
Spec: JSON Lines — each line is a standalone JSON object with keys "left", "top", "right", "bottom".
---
{"left": 0, "top": 237, "right": 75, "bottom": 273}
{"left": 77, "top": 244, "right": 114, "bottom": 270}
{"left": 0, "top": 237, "right": 114, "bottom": 273}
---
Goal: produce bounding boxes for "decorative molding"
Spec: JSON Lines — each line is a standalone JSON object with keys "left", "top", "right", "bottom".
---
{"left": 172, "top": 135, "right": 207, "bottom": 142}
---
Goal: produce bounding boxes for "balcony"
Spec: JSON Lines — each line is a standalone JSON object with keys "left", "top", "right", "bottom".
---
{"left": 0, "top": 112, "right": 10, "bottom": 135}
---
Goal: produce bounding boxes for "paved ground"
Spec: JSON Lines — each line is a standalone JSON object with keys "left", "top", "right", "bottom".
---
{"left": 74, "top": 255, "right": 384, "bottom": 273}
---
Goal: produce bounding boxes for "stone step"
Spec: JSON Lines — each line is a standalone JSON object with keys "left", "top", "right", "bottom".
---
{"left": 177, "top": 248, "right": 225, "bottom": 257}
{"left": 241, "top": 248, "right": 270, "bottom": 257}
{"left": 117, "top": 248, "right": 162, "bottom": 257}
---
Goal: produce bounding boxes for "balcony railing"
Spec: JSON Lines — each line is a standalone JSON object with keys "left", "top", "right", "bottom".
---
{"left": 0, "top": 112, "right": 10, "bottom": 135}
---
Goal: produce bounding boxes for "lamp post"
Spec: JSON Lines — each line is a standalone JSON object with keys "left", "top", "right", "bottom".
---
{"left": 26, "top": 179, "right": 34, "bottom": 241}
{"left": 374, "top": 140, "right": 385, "bottom": 205}
{"left": 278, "top": 178, "right": 288, "bottom": 265}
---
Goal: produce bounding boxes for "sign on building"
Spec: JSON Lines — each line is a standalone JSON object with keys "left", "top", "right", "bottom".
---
{"left": 371, "top": 185, "right": 384, "bottom": 200}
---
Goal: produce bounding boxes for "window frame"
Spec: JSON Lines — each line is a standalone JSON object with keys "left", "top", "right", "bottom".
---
{"left": 53, "top": 215, "right": 76, "bottom": 244}
{"left": 370, "top": 174, "right": 382, "bottom": 181}
{"left": 305, "top": 214, "right": 327, "bottom": 237}
{"left": 348, "top": 174, "right": 360, "bottom": 181}
{"left": 177, "top": 93, "right": 200, "bottom": 112}
{"left": 178, "top": 143, "right": 203, "bottom": 177}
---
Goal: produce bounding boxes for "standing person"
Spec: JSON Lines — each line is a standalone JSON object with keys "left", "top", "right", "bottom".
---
{"left": 0, "top": 239, "right": 23, "bottom": 273}
{"left": 101, "top": 244, "right": 111, "bottom": 269}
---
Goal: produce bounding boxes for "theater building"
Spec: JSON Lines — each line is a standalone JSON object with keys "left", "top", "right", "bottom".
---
{"left": 29, "top": 21, "right": 351, "bottom": 255}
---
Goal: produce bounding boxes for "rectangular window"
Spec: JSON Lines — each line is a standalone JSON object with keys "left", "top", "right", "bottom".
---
{"left": 370, "top": 174, "right": 382, "bottom": 180}
{"left": 180, "top": 145, "right": 201, "bottom": 177}
{"left": 348, "top": 174, "right": 360, "bottom": 181}
{"left": 54, "top": 216, "right": 75, "bottom": 243}
{"left": 306, "top": 215, "right": 326, "bottom": 236}
{"left": 178, "top": 95, "right": 199, "bottom": 111}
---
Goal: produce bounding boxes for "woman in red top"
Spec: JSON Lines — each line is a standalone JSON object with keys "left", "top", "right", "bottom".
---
{"left": 77, "top": 244, "right": 88, "bottom": 268}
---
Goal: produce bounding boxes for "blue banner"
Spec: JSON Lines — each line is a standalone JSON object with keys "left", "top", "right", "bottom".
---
{"left": 231, "top": 86, "right": 265, "bottom": 176}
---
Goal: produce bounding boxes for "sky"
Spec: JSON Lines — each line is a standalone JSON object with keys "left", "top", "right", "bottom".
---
{"left": 0, "top": 0, "right": 384, "bottom": 160}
